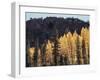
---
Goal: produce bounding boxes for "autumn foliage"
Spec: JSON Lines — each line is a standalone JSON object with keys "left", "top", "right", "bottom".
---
{"left": 26, "top": 27, "right": 89, "bottom": 67}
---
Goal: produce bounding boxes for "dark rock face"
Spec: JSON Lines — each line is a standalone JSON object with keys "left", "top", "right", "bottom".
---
{"left": 26, "top": 17, "right": 89, "bottom": 47}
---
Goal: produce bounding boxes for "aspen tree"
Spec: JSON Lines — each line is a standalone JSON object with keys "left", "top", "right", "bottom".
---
{"left": 45, "top": 40, "right": 53, "bottom": 66}
{"left": 28, "top": 47, "right": 35, "bottom": 66}
{"left": 84, "top": 28, "right": 89, "bottom": 64}
{"left": 59, "top": 34, "right": 69, "bottom": 64}
{"left": 67, "top": 32, "right": 73, "bottom": 64}
{"left": 79, "top": 36, "right": 84, "bottom": 64}
{"left": 52, "top": 37, "right": 61, "bottom": 65}
{"left": 81, "top": 27, "right": 89, "bottom": 64}
{"left": 37, "top": 48, "right": 42, "bottom": 66}
{"left": 72, "top": 31, "right": 78, "bottom": 64}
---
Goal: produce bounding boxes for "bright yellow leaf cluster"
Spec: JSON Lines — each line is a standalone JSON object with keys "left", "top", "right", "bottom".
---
{"left": 27, "top": 27, "right": 89, "bottom": 66}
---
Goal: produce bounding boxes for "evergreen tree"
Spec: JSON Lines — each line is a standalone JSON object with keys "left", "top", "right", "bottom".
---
{"left": 52, "top": 37, "right": 61, "bottom": 65}
{"left": 41, "top": 40, "right": 47, "bottom": 66}
{"left": 52, "top": 26, "right": 61, "bottom": 65}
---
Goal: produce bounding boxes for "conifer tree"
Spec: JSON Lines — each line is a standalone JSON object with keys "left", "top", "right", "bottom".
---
{"left": 41, "top": 40, "right": 47, "bottom": 66}
{"left": 52, "top": 27, "right": 61, "bottom": 65}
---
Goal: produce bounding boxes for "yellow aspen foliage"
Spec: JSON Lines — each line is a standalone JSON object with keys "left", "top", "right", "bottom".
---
{"left": 85, "top": 28, "right": 89, "bottom": 64}
{"left": 45, "top": 40, "right": 53, "bottom": 65}
{"left": 71, "top": 31, "right": 78, "bottom": 64}
{"left": 81, "top": 27, "right": 89, "bottom": 64}
{"left": 66, "top": 32, "right": 73, "bottom": 64}
{"left": 78, "top": 35, "right": 84, "bottom": 64}
{"left": 37, "top": 48, "right": 42, "bottom": 66}
{"left": 28, "top": 47, "right": 35, "bottom": 66}
{"left": 27, "top": 27, "right": 90, "bottom": 66}
{"left": 28, "top": 47, "right": 35, "bottom": 58}
{"left": 59, "top": 34, "right": 68, "bottom": 56}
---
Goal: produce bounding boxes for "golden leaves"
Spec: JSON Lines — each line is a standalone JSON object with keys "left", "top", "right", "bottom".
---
{"left": 27, "top": 27, "right": 90, "bottom": 66}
